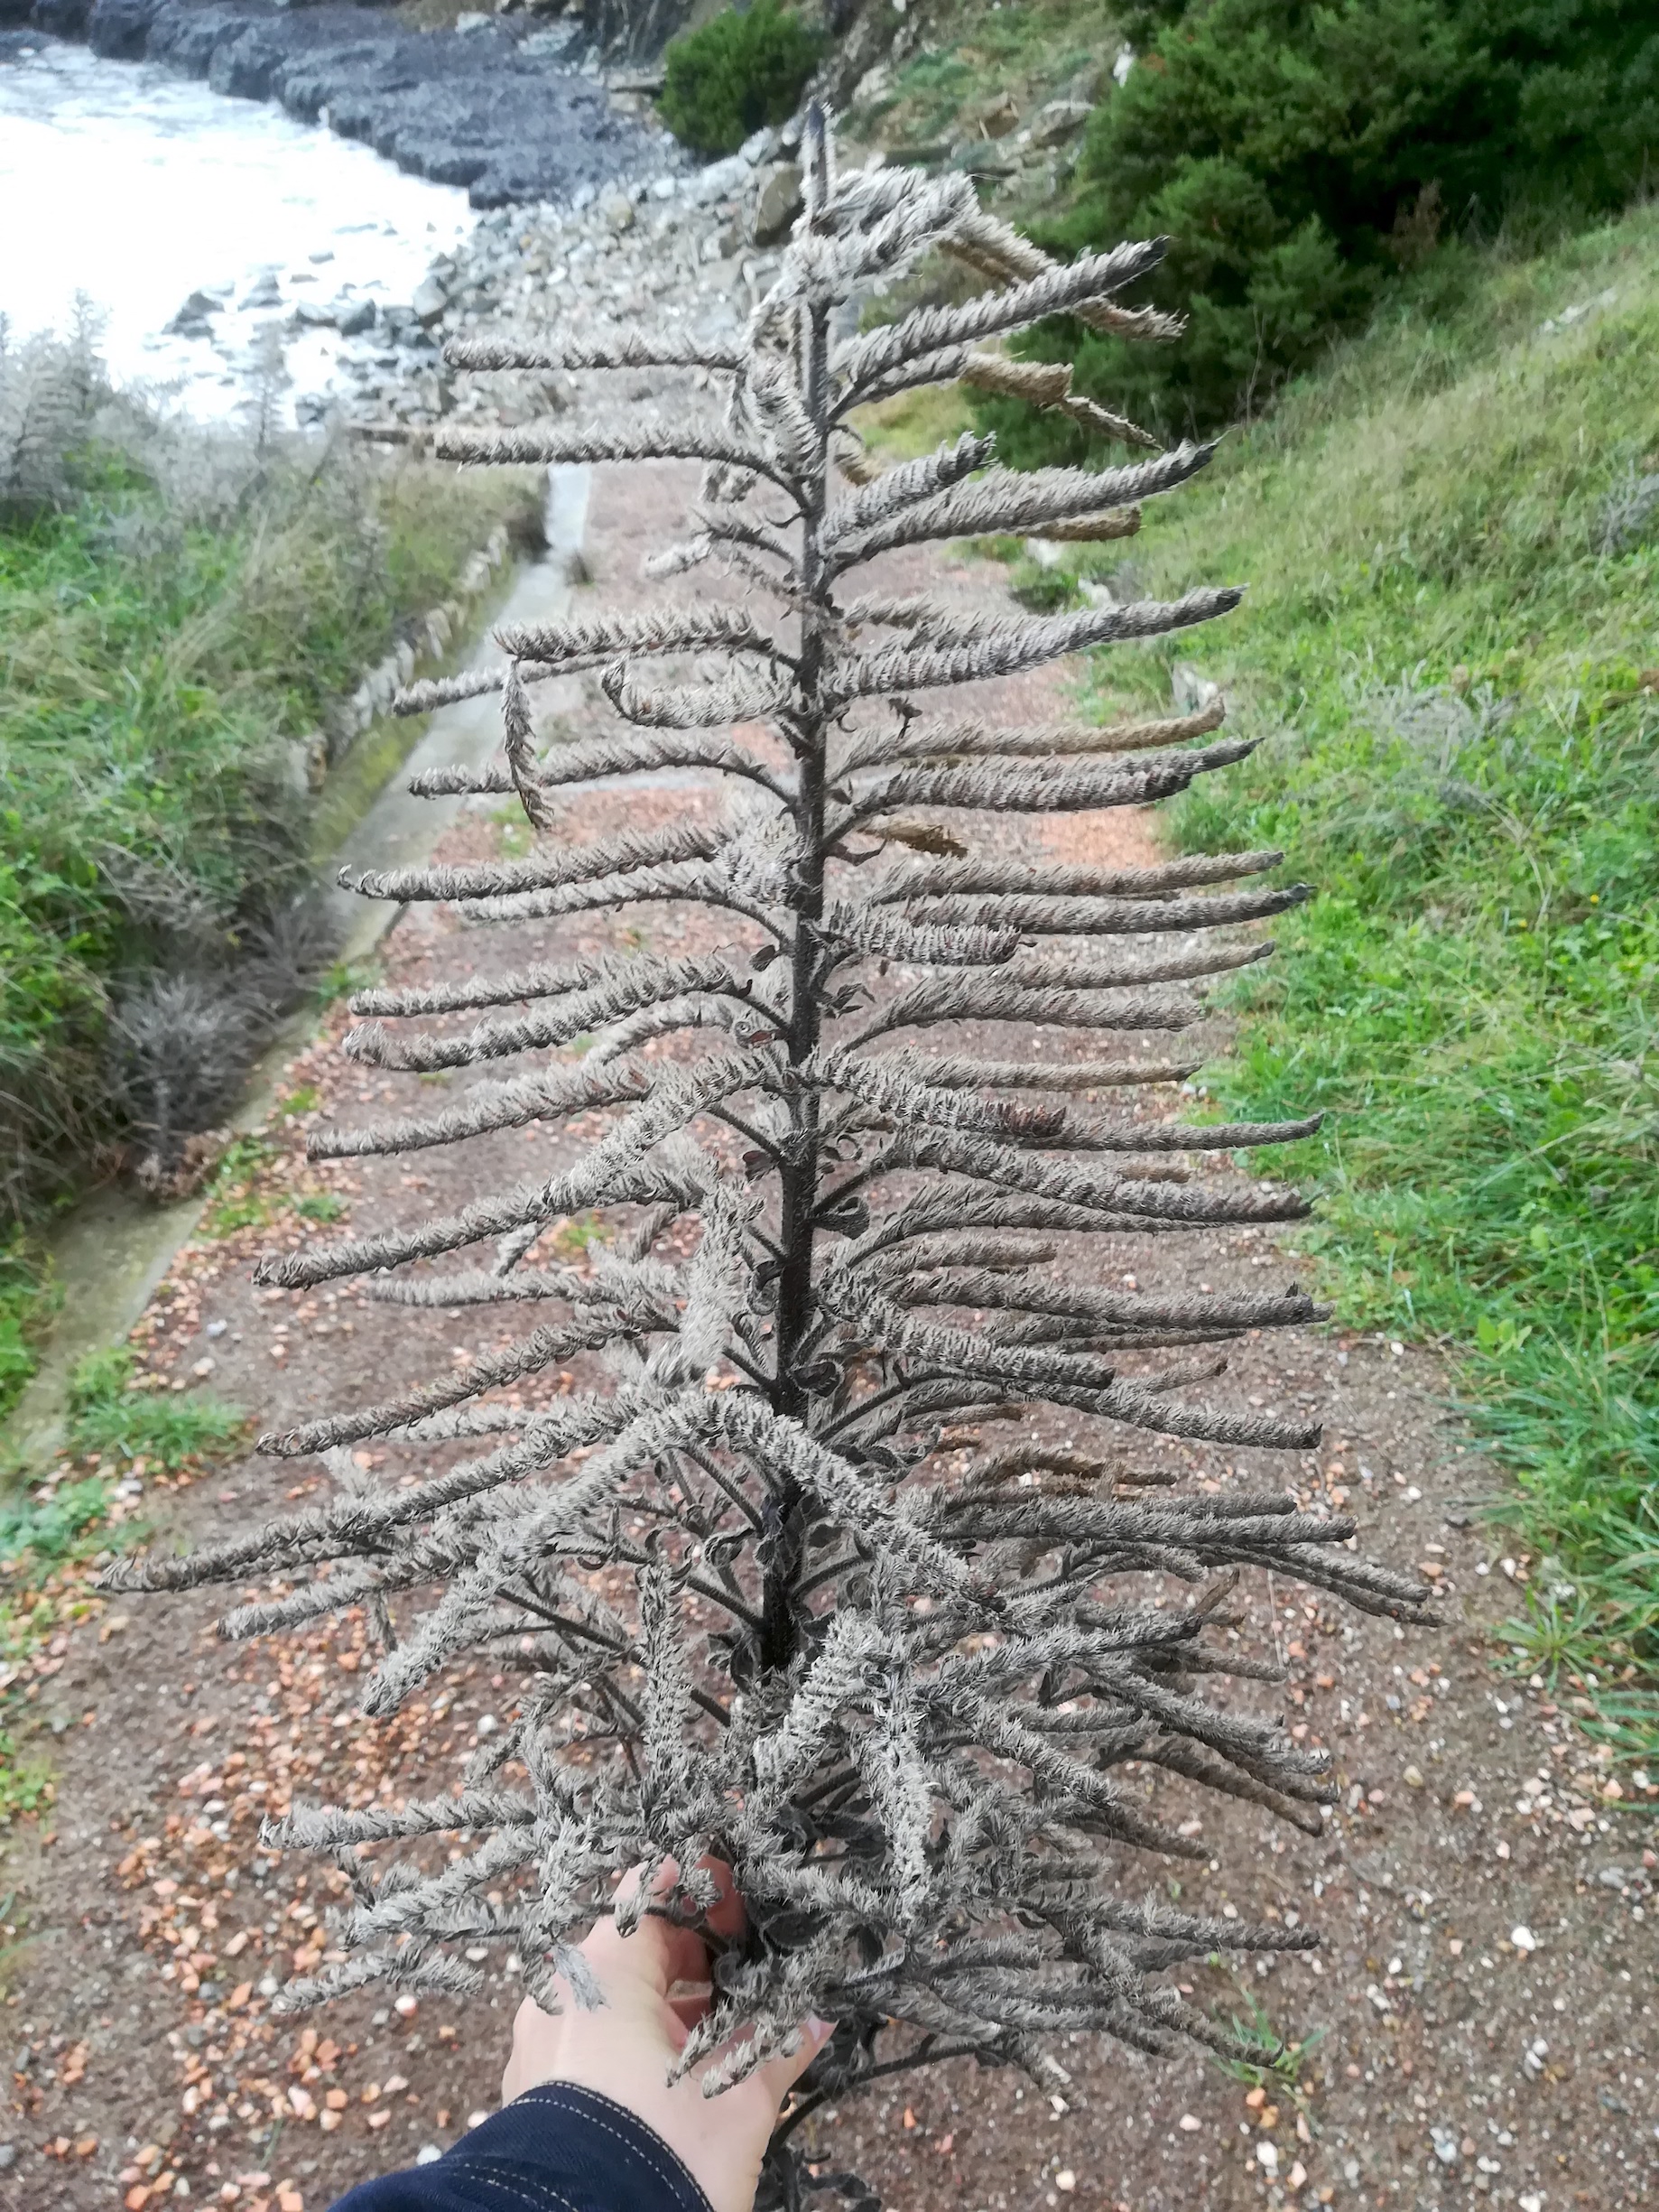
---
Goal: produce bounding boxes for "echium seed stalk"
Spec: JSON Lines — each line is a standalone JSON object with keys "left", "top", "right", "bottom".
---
{"left": 107, "top": 107, "right": 1431, "bottom": 2211}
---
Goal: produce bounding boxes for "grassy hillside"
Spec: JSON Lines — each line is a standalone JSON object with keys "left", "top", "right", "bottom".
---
{"left": 0, "top": 346, "right": 537, "bottom": 1427}
{"left": 1024, "top": 209, "right": 1658, "bottom": 1743}
{"left": 844, "top": 0, "right": 1114, "bottom": 155}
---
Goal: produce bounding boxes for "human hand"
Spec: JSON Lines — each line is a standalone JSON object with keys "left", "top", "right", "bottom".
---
{"left": 501, "top": 1860, "right": 832, "bottom": 2212}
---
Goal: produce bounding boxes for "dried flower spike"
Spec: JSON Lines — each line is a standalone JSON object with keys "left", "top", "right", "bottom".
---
{"left": 106, "top": 107, "right": 1430, "bottom": 2211}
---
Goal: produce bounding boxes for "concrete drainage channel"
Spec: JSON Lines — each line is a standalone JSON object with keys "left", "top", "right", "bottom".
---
{"left": 0, "top": 463, "right": 591, "bottom": 1474}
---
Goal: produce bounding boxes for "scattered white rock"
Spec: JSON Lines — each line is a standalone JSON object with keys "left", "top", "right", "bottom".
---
{"left": 1171, "top": 661, "right": 1221, "bottom": 712}
{"left": 1030, "top": 98, "right": 1091, "bottom": 146}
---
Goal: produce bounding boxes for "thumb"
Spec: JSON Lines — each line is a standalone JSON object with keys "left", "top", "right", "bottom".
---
{"left": 752, "top": 2013, "right": 835, "bottom": 2112}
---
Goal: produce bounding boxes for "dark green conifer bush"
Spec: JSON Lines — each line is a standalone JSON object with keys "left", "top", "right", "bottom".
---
{"left": 981, "top": 0, "right": 1659, "bottom": 444}
{"left": 660, "top": 0, "right": 826, "bottom": 156}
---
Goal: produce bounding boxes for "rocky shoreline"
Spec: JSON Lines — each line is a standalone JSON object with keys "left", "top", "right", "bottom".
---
{"left": 10, "top": 0, "right": 657, "bottom": 205}
{"left": 1, "top": 0, "right": 828, "bottom": 434}
{"left": 2, "top": 9, "right": 820, "bottom": 432}
{"left": 343, "top": 125, "right": 812, "bottom": 433}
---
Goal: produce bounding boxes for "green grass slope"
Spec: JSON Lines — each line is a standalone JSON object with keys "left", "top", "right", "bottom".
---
{"left": 0, "top": 423, "right": 536, "bottom": 1427}
{"left": 1052, "top": 212, "right": 1659, "bottom": 1743}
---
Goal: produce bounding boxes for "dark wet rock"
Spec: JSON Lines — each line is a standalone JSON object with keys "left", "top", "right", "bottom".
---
{"left": 32, "top": 0, "right": 660, "bottom": 208}
{"left": 32, "top": 0, "right": 91, "bottom": 35}
{"left": 206, "top": 19, "right": 284, "bottom": 99}
{"left": 88, "top": 0, "right": 160, "bottom": 58}
{"left": 165, "top": 287, "right": 220, "bottom": 334}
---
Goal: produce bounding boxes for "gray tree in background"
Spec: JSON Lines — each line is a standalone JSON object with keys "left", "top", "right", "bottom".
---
{"left": 111, "top": 110, "right": 1430, "bottom": 2211}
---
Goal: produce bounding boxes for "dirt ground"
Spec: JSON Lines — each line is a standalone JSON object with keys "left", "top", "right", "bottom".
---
{"left": 3, "top": 463, "right": 1654, "bottom": 2212}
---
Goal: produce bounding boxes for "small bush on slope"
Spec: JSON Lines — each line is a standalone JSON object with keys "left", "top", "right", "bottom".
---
{"left": 659, "top": 0, "right": 825, "bottom": 156}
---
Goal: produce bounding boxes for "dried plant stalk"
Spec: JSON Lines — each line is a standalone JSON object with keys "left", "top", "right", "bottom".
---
{"left": 107, "top": 109, "right": 1429, "bottom": 2212}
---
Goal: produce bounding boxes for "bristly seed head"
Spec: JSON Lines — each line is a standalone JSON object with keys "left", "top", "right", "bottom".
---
{"left": 103, "top": 107, "right": 1431, "bottom": 2212}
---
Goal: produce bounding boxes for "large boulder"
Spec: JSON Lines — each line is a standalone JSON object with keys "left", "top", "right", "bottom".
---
{"left": 1029, "top": 97, "right": 1092, "bottom": 147}
{"left": 411, "top": 274, "right": 450, "bottom": 328}
{"left": 752, "top": 162, "right": 802, "bottom": 247}
{"left": 207, "top": 24, "right": 284, "bottom": 99}
{"left": 142, "top": 1, "right": 239, "bottom": 76}
{"left": 88, "top": 0, "right": 159, "bottom": 57}
{"left": 31, "top": 0, "right": 92, "bottom": 35}
{"left": 978, "top": 91, "right": 1020, "bottom": 139}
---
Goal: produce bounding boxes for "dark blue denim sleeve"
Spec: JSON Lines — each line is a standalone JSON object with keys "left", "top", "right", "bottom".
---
{"left": 327, "top": 2083, "right": 716, "bottom": 2212}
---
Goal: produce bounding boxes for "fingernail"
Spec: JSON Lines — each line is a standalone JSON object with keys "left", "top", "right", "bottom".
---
{"left": 806, "top": 2014, "right": 834, "bottom": 2045}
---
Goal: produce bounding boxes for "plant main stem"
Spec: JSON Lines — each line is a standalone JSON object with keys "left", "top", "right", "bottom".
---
{"left": 760, "top": 114, "right": 832, "bottom": 1676}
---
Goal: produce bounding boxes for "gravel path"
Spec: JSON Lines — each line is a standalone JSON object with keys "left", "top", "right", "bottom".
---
{"left": 2, "top": 460, "right": 1654, "bottom": 2212}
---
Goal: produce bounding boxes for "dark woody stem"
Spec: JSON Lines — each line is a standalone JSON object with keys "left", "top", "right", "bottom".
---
{"left": 762, "top": 105, "right": 834, "bottom": 1678}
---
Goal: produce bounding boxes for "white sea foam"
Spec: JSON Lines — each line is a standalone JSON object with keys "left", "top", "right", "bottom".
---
{"left": 0, "top": 39, "right": 470, "bottom": 418}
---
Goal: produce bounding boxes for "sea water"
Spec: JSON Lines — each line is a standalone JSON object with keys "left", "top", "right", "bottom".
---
{"left": 0, "top": 37, "right": 471, "bottom": 418}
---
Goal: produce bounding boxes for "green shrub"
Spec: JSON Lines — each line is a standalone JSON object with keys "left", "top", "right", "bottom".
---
{"left": 1108, "top": 200, "right": 1659, "bottom": 1738}
{"left": 983, "top": 0, "right": 1659, "bottom": 443}
{"left": 67, "top": 1345, "right": 245, "bottom": 1469}
{"left": 0, "top": 330, "right": 538, "bottom": 1239}
{"left": 659, "top": 0, "right": 825, "bottom": 157}
{"left": 0, "top": 1234, "right": 54, "bottom": 1427}
{"left": 0, "top": 1469, "right": 114, "bottom": 1566}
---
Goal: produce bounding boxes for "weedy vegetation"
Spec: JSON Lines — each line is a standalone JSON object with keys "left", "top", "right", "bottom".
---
{"left": 66, "top": 1345, "right": 246, "bottom": 1472}
{"left": 0, "top": 320, "right": 536, "bottom": 1423}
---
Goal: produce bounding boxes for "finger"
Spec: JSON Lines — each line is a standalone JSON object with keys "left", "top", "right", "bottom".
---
{"left": 749, "top": 2014, "right": 835, "bottom": 2111}
{"left": 583, "top": 1860, "right": 708, "bottom": 1997}
{"left": 691, "top": 1855, "right": 747, "bottom": 1945}
{"left": 587, "top": 1857, "right": 743, "bottom": 1995}
{"left": 502, "top": 1994, "right": 554, "bottom": 2105}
